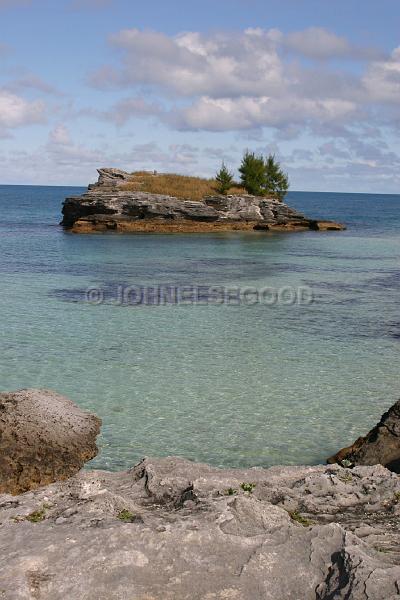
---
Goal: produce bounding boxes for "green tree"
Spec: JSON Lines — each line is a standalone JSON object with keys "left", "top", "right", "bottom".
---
{"left": 215, "top": 162, "right": 234, "bottom": 195}
{"left": 238, "top": 151, "right": 267, "bottom": 196}
{"left": 264, "top": 154, "right": 289, "bottom": 201}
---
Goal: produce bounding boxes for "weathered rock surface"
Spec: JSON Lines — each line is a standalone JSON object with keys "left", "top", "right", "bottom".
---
{"left": 0, "top": 457, "right": 399, "bottom": 599}
{"left": 0, "top": 389, "right": 101, "bottom": 495}
{"left": 1, "top": 391, "right": 398, "bottom": 598}
{"left": 61, "top": 168, "right": 345, "bottom": 233}
{"left": 328, "top": 399, "right": 400, "bottom": 473}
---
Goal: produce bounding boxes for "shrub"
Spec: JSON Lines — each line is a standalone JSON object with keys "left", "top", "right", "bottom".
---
{"left": 215, "top": 162, "right": 234, "bottom": 195}
{"left": 289, "top": 511, "right": 313, "bottom": 527}
{"left": 240, "top": 482, "right": 256, "bottom": 493}
{"left": 117, "top": 509, "right": 137, "bottom": 523}
{"left": 25, "top": 506, "right": 48, "bottom": 523}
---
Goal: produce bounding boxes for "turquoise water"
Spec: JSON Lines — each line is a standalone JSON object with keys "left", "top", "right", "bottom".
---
{"left": 0, "top": 185, "right": 399, "bottom": 470}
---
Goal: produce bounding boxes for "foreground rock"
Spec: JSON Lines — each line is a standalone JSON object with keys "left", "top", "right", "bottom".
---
{"left": 61, "top": 168, "right": 345, "bottom": 233}
{"left": 1, "top": 390, "right": 398, "bottom": 598}
{"left": 0, "top": 389, "right": 101, "bottom": 494}
{"left": 328, "top": 399, "right": 400, "bottom": 473}
{"left": 0, "top": 457, "right": 399, "bottom": 599}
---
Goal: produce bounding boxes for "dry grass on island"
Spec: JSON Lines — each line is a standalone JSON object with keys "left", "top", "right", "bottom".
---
{"left": 121, "top": 171, "right": 246, "bottom": 201}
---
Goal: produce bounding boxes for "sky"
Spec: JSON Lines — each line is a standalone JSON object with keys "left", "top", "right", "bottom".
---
{"left": 0, "top": 0, "right": 399, "bottom": 191}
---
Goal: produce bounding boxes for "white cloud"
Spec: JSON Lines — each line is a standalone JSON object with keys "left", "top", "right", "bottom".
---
{"left": 1, "top": 24, "right": 398, "bottom": 191}
{"left": 87, "top": 27, "right": 396, "bottom": 135}
{"left": 171, "top": 96, "right": 358, "bottom": 131}
{"left": 90, "top": 28, "right": 284, "bottom": 98}
{"left": 363, "top": 47, "right": 400, "bottom": 103}
{"left": 0, "top": 90, "right": 45, "bottom": 128}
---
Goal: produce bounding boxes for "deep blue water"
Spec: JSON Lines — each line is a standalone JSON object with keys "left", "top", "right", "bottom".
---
{"left": 0, "top": 185, "right": 399, "bottom": 470}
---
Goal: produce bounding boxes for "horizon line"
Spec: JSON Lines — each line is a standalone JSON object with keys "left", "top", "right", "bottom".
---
{"left": 0, "top": 182, "right": 399, "bottom": 197}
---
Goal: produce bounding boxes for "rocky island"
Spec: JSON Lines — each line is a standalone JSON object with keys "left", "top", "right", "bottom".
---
{"left": 61, "top": 168, "right": 345, "bottom": 233}
{"left": 1, "top": 389, "right": 399, "bottom": 599}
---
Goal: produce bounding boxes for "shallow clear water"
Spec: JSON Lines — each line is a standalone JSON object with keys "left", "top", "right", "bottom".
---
{"left": 0, "top": 185, "right": 399, "bottom": 470}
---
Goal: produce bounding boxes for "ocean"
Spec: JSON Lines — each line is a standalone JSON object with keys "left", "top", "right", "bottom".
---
{"left": 0, "top": 185, "right": 399, "bottom": 470}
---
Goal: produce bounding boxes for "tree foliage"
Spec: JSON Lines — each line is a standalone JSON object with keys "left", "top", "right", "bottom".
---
{"left": 215, "top": 162, "right": 234, "bottom": 195}
{"left": 238, "top": 152, "right": 267, "bottom": 196}
{"left": 264, "top": 154, "right": 289, "bottom": 201}
{"left": 238, "top": 152, "right": 289, "bottom": 200}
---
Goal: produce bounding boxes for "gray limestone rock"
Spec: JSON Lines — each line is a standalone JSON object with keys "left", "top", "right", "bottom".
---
{"left": 0, "top": 456, "right": 399, "bottom": 599}
{"left": 0, "top": 389, "right": 101, "bottom": 495}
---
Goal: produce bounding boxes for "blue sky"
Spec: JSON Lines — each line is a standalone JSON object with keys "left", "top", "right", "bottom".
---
{"left": 0, "top": 0, "right": 399, "bottom": 191}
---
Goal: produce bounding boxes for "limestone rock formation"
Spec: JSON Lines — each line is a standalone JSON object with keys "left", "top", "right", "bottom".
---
{"left": 0, "top": 457, "right": 399, "bottom": 599}
{"left": 328, "top": 399, "right": 400, "bottom": 473}
{"left": 61, "top": 168, "right": 345, "bottom": 233}
{"left": 0, "top": 389, "right": 101, "bottom": 494}
{"left": 93, "top": 167, "right": 132, "bottom": 188}
{"left": 0, "top": 388, "right": 399, "bottom": 598}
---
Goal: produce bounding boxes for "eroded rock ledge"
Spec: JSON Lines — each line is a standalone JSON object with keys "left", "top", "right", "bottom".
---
{"left": 0, "top": 389, "right": 399, "bottom": 599}
{"left": 61, "top": 168, "right": 345, "bottom": 233}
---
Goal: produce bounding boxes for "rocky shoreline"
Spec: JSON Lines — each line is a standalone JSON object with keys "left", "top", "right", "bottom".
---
{"left": 1, "top": 389, "right": 399, "bottom": 599}
{"left": 61, "top": 168, "right": 345, "bottom": 234}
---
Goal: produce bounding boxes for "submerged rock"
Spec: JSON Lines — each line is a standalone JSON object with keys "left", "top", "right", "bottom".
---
{"left": 0, "top": 456, "right": 399, "bottom": 599}
{"left": 328, "top": 399, "right": 400, "bottom": 473}
{"left": 0, "top": 389, "right": 101, "bottom": 494}
{"left": 61, "top": 168, "right": 345, "bottom": 233}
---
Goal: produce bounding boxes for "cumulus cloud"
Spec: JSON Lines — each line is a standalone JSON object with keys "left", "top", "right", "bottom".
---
{"left": 171, "top": 96, "right": 358, "bottom": 131}
{"left": 0, "top": 90, "right": 45, "bottom": 128}
{"left": 91, "top": 28, "right": 284, "bottom": 98}
{"left": 87, "top": 27, "right": 397, "bottom": 136}
{"left": 1, "top": 23, "right": 398, "bottom": 191}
